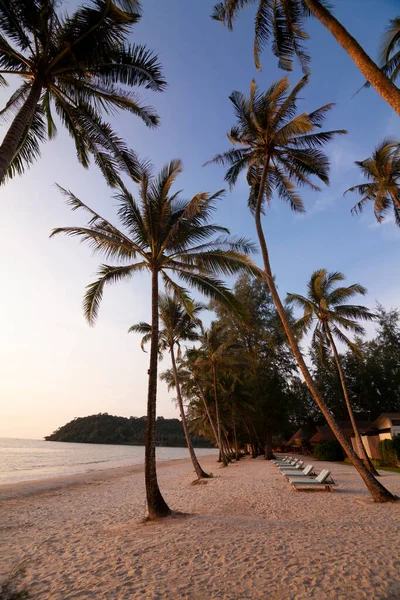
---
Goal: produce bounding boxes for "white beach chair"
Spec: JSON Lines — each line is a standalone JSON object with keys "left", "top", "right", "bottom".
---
{"left": 274, "top": 458, "right": 299, "bottom": 467}
{"left": 282, "top": 464, "right": 314, "bottom": 477}
{"left": 278, "top": 460, "right": 304, "bottom": 471}
{"left": 288, "top": 469, "right": 337, "bottom": 492}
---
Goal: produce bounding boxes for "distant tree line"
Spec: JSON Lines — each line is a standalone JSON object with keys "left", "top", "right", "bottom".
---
{"left": 45, "top": 414, "right": 213, "bottom": 448}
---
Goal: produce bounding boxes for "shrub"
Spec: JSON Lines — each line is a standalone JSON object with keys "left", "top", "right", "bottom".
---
{"left": 313, "top": 440, "right": 343, "bottom": 461}
{"left": 379, "top": 439, "right": 399, "bottom": 467}
{"left": 393, "top": 436, "right": 400, "bottom": 461}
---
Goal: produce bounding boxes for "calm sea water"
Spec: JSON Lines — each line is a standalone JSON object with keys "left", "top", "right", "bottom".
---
{"left": 0, "top": 438, "right": 217, "bottom": 485}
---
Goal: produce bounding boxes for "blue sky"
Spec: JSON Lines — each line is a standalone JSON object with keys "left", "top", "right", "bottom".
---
{"left": 1, "top": 0, "right": 399, "bottom": 438}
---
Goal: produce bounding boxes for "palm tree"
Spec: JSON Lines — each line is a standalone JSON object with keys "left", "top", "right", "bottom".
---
{"left": 378, "top": 17, "right": 400, "bottom": 84}
{"left": 344, "top": 139, "right": 400, "bottom": 227}
{"left": 211, "top": 1, "right": 400, "bottom": 115}
{"left": 180, "top": 350, "right": 220, "bottom": 446}
{"left": 51, "top": 159, "right": 258, "bottom": 518}
{"left": 207, "top": 76, "right": 397, "bottom": 502}
{"left": 194, "top": 322, "right": 245, "bottom": 466}
{"left": 0, "top": 0, "right": 165, "bottom": 186}
{"left": 287, "top": 269, "right": 379, "bottom": 476}
{"left": 130, "top": 294, "right": 210, "bottom": 480}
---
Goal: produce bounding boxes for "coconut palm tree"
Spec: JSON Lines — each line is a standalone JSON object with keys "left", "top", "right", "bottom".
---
{"left": 179, "top": 350, "right": 220, "bottom": 446}
{"left": 378, "top": 17, "right": 400, "bottom": 84}
{"left": 344, "top": 139, "right": 400, "bottom": 227}
{"left": 207, "top": 76, "right": 397, "bottom": 502}
{"left": 51, "top": 159, "right": 258, "bottom": 518}
{"left": 193, "top": 322, "right": 245, "bottom": 466}
{"left": 0, "top": 0, "right": 165, "bottom": 186}
{"left": 287, "top": 269, "right": 379, "bottom": 476}
{"left": 129, "top": 294, "right": 210, "bottom": 480}
{"left": 211, "top": 1, "right": 400, "bottom": 115}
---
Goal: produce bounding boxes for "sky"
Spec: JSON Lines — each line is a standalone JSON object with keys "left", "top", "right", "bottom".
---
{"left": 1, "top": 0, "right": 400, "bottom": 439}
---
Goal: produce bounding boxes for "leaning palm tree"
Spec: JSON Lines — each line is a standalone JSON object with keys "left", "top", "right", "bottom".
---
{"left": 287, "top": 269, "right": 379, "bottom": 476}
{"left": 207, "top": 76, "right": 397, "bottom": 502}
{"left": 211, "top": 1, "right": 400, "bottom": 115}
{"left": 51, "top": 159, "right": 258, "bottom": 519}
{"left": 0, "top": 0, "right": 165, "bottom": 185}
{"left": 344, "top": 139, "right": 400, "bottom": 227}
{"left": 130, "top": 294, "right": 210, "bottom": 480}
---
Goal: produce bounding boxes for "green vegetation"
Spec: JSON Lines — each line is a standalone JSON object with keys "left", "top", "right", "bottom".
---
{"left": 2, "top": 1, "right": 400, "bottom": 517}
{"left": 212, "top": 0, "right": 400, "bottom": 114}
{"left": 0, "top": 0, "right": 165, "bottom": 186}
{"left": 45, "top": 413, "right": 213, "bottom": 448}
{"left": 288, "top": 269, "right": 379, "bottom": 476}
{"left": 378, "top": 438, "right": 400, "bottom": 467}
{"left": 314, "top": 440, "right": 343, "bottom": 462}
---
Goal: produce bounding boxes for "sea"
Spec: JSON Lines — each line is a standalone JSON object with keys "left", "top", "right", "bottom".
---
{"left": 0, "top": 438, "right": 217, "bottom": 485}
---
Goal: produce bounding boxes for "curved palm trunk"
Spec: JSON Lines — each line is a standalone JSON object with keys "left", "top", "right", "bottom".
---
{"left": 304, "top": 0, "right": 400, "bottom": 115}
{"left": 170, "top": 347, "right": 209, "bottom": 479}
{"left": 0, "top": 78, "right": 43, "bottom": 184}
{"left": 194, "top": 377, "right": 219, "bottom": 444}
{"left": 324, "top": 324, "right": 380, "bottom": 477}
{"left": 145, "top": 269, "right": 171, "bottom": 519}
{"left": 212, "top": 362, "right": 228, "bottom": 466}
{"left": 254, "top": 159, "right": 397, "bottom": 502}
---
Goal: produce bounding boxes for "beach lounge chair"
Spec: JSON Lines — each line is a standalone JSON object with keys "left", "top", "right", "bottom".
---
{"left": 274, "top": 458, "right": 299, "bottom": 467}
{"left": 288, "top": 469, "right": 337, "bottom": 492}
{"left": 278, "top": 460, "right": 304, "bottom": 471}
{"left": 272, "top": 456, "right": 290, "bottom": 463}
{"left": 282, "top": 464, "right": 314, "bottom": 477}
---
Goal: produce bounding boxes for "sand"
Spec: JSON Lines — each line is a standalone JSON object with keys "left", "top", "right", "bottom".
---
{"left": 1, "top": 454, "right": 400, "bottom": 599}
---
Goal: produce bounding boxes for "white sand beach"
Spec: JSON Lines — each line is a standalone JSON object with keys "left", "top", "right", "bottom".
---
{"left": 2, "top": 454, "right": 400, "bottom": 599}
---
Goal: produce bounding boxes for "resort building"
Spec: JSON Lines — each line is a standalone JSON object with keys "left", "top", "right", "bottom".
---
{"left": 351, "top": 413, "right": 400, "bottom": 460}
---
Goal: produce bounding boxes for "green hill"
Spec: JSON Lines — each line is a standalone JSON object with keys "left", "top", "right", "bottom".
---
{"left": 45, "top": 413, "right": 213, "bottom": 447}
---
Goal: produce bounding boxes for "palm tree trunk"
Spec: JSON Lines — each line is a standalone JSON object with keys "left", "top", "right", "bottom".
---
{"left": 0, "top": 78, "right": 43, "bottom": 184}
{"left": 212, "top": 362, "right": 228, "bottom": 466}
{"left": 145, "top": 268, "right": 171, "bottom": 519}
{"left": 304, "top": 0, "right": 400, "bottom": 115}
{"left": 324, "top": 324, "right": 380, "bottom": 476}
{"left": 194, "top": 377, "right": 219, "bottom": 444}
{"left": 232, "top": 413, "right": 239, "bottom": 460}
{"left": 264, "top": 430, "right": 275, "bottom": 460}
{"left": 254, "top": 158, "right": 397, "bottom": 502}
{"left": 170, "top": 347, "right": 209, "bottom": 479}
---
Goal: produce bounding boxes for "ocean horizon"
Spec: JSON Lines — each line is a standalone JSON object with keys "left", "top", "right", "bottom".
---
{"left": 0, "top": 437, "right": 217, "bottom": 485}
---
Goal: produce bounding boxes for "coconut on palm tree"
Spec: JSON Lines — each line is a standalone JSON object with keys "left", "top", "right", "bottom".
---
{"left": 287, "top": 269, "right": 379, "bottom": 476}
{"left": 211, "top": 0, "right": 400, "bottom": 115}
{"left": 51, "top": 158, "right": 258, "bottom": 518}
{"left": 0, "top": 0, "right": 165, "bottom": 186}
{"left": 344, "top": 139, "right": 400, "bottom": 227}
{"left": 130, "top": 294, "right": 211, "bottom": 480}
{"left": 206, "top": 75, "right": 397, "bottom": 502}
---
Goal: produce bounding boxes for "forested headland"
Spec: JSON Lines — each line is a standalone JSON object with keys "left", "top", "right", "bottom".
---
{"left": 45, "top": 414, "right": 213, "bottom": 447}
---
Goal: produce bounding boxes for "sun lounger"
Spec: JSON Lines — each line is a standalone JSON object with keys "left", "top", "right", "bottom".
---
{"left": 278, "top": 460, "right": 304, "bottom": 471}
{"left": 274, "top": 458, "right": 299, "bottom": 467}
{"left": 282, "top": 464, "right": 314, "bottom": 477}
{"left": 288, "top": 469, "right": 337, "bottom": 492}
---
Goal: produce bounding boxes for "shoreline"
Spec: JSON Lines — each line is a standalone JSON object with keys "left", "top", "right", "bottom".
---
{"left": 0, "top": 455, "right": 213, "bottom": 502}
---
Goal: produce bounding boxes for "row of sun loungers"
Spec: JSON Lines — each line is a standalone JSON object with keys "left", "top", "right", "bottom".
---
{"left": 273, "top": 456, "right": 337, "bottom": 492}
